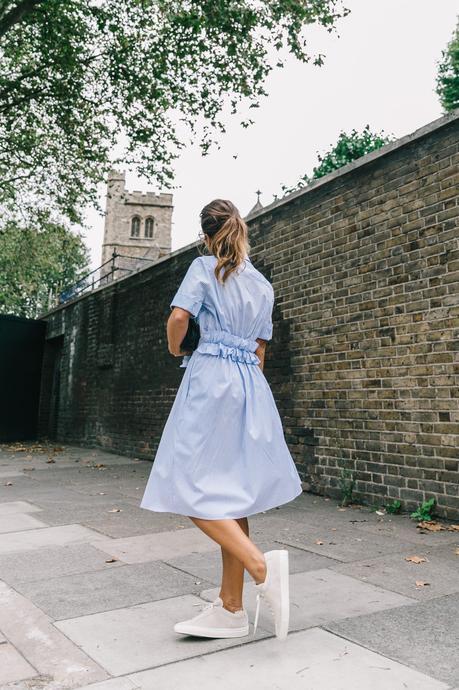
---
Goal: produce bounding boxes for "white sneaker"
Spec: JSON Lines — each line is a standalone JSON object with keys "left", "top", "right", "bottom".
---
{"left": 253, "top": 549, "right": 290, "bottom": 640}
{"left": 174, "top": 596, "right": 249, "bottom": 638}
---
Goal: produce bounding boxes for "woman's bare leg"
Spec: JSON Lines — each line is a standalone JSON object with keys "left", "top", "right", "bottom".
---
{"left": 218, "top": 517, "right": 249, "bottom": 612}
{"left": 189, "top": 515, "right": 267, "bottom": 612}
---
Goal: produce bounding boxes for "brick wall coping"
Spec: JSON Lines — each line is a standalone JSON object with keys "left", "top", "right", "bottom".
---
{"left": 39, "top": 108, "right": 458, "bottom": 320}
{"left": 246, "top": 108, "right": 459, "bottom": 221}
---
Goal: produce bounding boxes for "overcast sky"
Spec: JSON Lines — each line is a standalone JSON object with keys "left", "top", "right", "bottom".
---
{"left": 83, "top": 0, "right": 458, "bottom": 268}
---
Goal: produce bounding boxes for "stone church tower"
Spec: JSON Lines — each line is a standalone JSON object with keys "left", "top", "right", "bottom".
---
{"left": 101, "top": 170, "right": 173, "bottom": 279}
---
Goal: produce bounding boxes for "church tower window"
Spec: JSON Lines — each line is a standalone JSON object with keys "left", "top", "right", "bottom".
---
{"left": 145, "top": 217, "right": 154, "bottom": 238}
{"left": 131, "top": 216, "right": 141, "bottom": 238}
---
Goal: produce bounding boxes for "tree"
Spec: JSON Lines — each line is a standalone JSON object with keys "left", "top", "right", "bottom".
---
{"left": 281, "top": 125, "right": 393, "bottom": 196}
{"left": 0, "top": 218, "right": 90, "bottom": 318}
{"left": 0, "top": 0, "right": 349, "bottom": 228}
{"left": 436, "top": 18, "right": 459, "bottom": 113}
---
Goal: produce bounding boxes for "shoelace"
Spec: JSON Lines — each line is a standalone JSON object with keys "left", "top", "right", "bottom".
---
{"left": 192, "top": 599, "right": 220, "bottom": 613}
{"left": 253, "top": 587, "right": 274, "bottom": 636}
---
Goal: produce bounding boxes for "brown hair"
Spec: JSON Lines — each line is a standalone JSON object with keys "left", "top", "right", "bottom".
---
{"left": 199, "top": 199, "right": 250, "bottom": 284}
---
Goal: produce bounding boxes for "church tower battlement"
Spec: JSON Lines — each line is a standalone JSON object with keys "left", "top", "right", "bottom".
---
{"left": 101, "top": 170, "right": 173, "bottom": 279}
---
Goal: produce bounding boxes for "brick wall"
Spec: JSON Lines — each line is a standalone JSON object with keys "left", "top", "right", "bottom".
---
{"left": 39, "top": 111, "right": 459, "bottom": 519}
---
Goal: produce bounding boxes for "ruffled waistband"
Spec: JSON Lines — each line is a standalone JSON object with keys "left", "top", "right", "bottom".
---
{"left": 180, "top": 329, "right": 261, "bottom": 367}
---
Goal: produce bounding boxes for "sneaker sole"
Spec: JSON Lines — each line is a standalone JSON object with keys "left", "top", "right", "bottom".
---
{"left": 174, "top": 624, "right": 249, "bottom": 638}
{"left": 276, "top": 549, "right": 290, "bottom": 641}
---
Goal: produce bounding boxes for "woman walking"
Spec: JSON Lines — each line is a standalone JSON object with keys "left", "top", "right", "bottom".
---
{"left": 141, "top": 199, "right": 303, "bottom": 640}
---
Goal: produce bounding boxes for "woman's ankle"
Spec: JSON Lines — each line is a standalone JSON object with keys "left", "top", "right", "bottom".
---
{"left": 253, "top": 557, "right": 267, "bottom": 585}
{"left": 219, "top": 594, "right": 243, "bottom": 613}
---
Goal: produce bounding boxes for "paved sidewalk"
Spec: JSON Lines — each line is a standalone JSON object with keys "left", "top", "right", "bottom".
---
{"left": 0, "top": 442, "right": 457, "bottom": 690}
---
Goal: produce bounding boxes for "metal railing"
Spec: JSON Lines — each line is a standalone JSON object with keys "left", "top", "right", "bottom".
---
{"left": 56, "top": 250, "right": 157, "bottom": 306}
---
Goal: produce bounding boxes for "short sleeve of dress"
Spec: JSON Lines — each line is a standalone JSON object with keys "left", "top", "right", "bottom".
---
{"left": 170, "top": 257, "right": 207, "bottom": 318}
{"left": 257, "top": 287, "right": 274, "bottom": 341}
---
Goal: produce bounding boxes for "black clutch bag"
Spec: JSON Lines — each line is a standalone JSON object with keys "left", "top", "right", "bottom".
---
{"left": 180, "top": 317, "right": 201, "bottom": 353}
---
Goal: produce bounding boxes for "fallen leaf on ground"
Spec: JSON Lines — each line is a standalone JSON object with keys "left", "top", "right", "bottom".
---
{"left": 415, "top": 580, "right": 430, "bottom": 587}
{"left": 455, "top": 548, "right": 459, "bottom": 556}
{"left": 417, "top": 521, "right": 444, "bottom": 531}
{"left": 108, "top": 508, "right": 122, "bottom": 513}
{"left": 4, "top": 482, "right": 13, "bottom": 486}
{"left": 405, "top": 555, "right": 428, "bottom": 564}
{"left": 46, "top": 458, "right": 55, "bottom": 464}
{"left": 448, "top": 524, "right": 459, "bottom": 531}
{"left": 105, "top": 558, "right": 117, "bottom": 563}
{"left": 23, "top": 467, "right": 35, "bottom": 471}
{"left": 315, "top": 539, "right": 324, "bottom": 545}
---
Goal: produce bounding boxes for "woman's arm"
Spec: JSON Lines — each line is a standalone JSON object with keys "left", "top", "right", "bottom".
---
{"left": 255, "top": 338, "right": 267, "bottom": 372}
{"left": 167, "top": 307, "right": 192, "bottom": 357}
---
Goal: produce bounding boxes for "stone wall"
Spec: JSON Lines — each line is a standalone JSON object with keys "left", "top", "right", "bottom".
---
{"left": 38, "top": 111, "right": 459, "bottom": 519}
{"left": 100, "top": 170, "right": 173, "bottom": 278}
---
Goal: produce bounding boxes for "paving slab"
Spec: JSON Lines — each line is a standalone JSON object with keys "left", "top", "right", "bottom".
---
{"left": 0, "top": 581, "right": 107, "bottom": 688}
{"left": 201, "top": 567, "right": 415, "bottom": 634}
{"left": 15, "top": 561, "right": 214, "bottom": 620}
{"left": 0, "top": 543, "right": 124, "bottom": 585}
{"left": 275, "top": 496, "right": 383, "bottom": 520}
{"left": 93, "top": 528, "right": 219, "bottom": 564}
{"left": 77, "top": 681, "right": 139, "bottom": 690}
{"left": 81, "top": 506, "right": 189, "bottom": 539}
{"left": 276, "top": 502, "right": 459, "bottom": 548}
{"left": 276, "top": 522, "right": 421, "bottom": 562}
{"left": 84, "top": 506, "right": 193, "bottom": 536}
{"left": 335, "top": 512, "right": 459, "bottom": 546}
{"left": 165, "top": 540, "right": 336, "bottom": 585}
{"left": 32, "top": 497, "right": 146, "bottom": 530}
{"left": 0, "top": 469, "right": 26, "bottom": 479}
{"left": 0, "top": 501, "right": 42, "bottom": 515}
{"left": 116, "top": 627, "right": 449, "bottom": 690}
{"left": 0, "top": 514, "right": 48, "bottom": 534}
{"left": 0, "top": 524, "right": 106, "bottom": 555}
{"left": 331, "top": 542, "right": 459, "bottom": 600}
{"left": 29, "top": 465, "right": 147, "bottom": 489}
{"left": 111, "top": 486, "right": 151, "bottom": 501}
{"left": 0, "top": 477, "right": 41, "bottom": 499}
{"left": 243, "top": 512, "right": 308, "bottom": 540}
{"left": 325, "top": 592, "right": 459, "bottom": 686}
{"left": 31, "top": 492, "right": 132, "bottom": 513}
{"left": 0, "top": 501, "right": 41, "bottom": 517}
{"left": 55, "top": 595, "right": 270, "bottom": 677}
{"left": 247, "top": 509, "right": 408, "bottom": 551}
{"left": 0, "top": 643, "right": 37, "bottom": 685}
{"left": 275, "top": 501, "right": 376, "bottom": 522}
{"left": 0, "top": 484, "right": 112, "bottom": 506}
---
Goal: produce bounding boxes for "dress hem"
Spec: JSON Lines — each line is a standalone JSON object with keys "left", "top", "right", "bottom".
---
{"left": 140, "top": 484, "right": 303, "bottom": 521}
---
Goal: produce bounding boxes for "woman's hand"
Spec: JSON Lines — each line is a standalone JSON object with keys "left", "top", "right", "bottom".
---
{"left": 255, "top": 338, "right": 267, "bottom": 372}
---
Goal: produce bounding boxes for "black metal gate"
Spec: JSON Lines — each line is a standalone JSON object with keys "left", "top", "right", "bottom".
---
{"left": 0, "top": 314, "right": 46, "bottom": 441}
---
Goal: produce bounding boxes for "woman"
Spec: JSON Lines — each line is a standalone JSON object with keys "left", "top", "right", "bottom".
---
{"left": 141, "top": 199, "right": 303, "bottom": 641}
